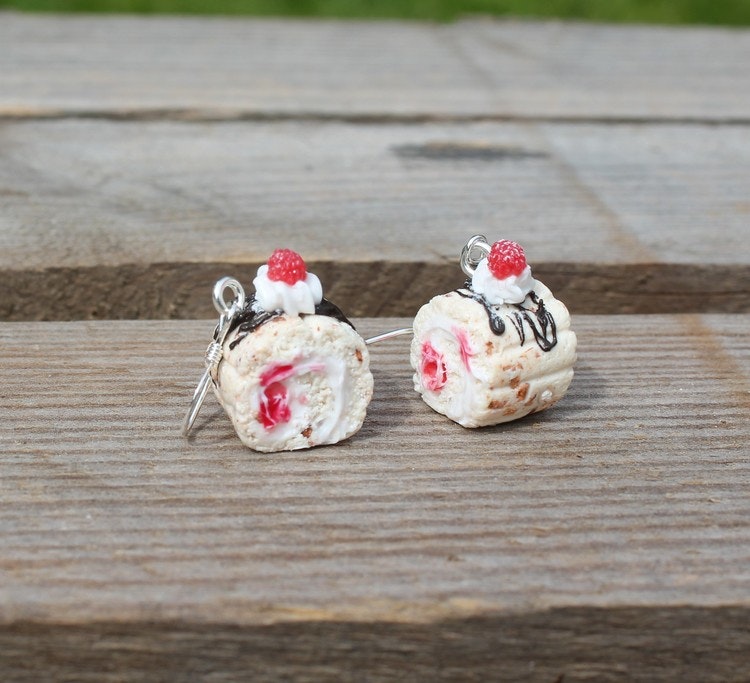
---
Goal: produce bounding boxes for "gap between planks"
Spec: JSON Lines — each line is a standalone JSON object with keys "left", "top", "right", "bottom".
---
{"left": 1, "top": 607, "right": 750, "bottom": 682}
{"left": 4, "top": 109, "right": 750, "bottom": 127}
{"left": 1, "top": 262, "right": 748, "bottom": 320}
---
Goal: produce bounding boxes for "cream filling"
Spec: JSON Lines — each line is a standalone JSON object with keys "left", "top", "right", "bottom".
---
{"left": 416, "top": 313, "right": 493, "bottom": 423}
{"left": 245, "top": 354, "right": 351, "bottom": 449}
{"left": 471, "top": 260, "right": 534, "bottom": 305}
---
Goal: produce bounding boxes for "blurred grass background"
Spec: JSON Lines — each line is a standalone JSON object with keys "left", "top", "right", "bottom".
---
{"left": 1, "top": 0, "right": 748, "bottom": 25}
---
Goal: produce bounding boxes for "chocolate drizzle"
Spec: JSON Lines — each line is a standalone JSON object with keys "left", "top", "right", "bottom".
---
{"left": 510, "top": 291, "right": 557, "bottom": 352}
{"left": 455, "top": 284, "right": 558, "bottom": 352}
{"left": 227, "top": 295, "right": 355, "bottom": 350}
{"left": 455, "top": 286, "right": 506, "bottom": 335}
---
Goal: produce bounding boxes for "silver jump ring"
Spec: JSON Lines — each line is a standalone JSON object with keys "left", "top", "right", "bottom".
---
{"left": 213, "top": 277, "right": 246, "bottom": 316}
{"left": 460, "top": 234, "right": 491, "bottom": 277}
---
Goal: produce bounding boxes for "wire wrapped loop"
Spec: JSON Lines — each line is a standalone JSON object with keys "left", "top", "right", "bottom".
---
{"left": 204, "top": 340, "right": 223, "bottom": 367}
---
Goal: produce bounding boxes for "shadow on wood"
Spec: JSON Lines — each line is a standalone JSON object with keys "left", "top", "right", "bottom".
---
{"left": 2, "top": 262, "right": 749, "bottom": 320}
{"left": 2, "top": 607, "right": 749, "bottom": 682}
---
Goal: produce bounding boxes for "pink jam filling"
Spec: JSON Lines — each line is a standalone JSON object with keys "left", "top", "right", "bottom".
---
{"left": 452, "top": 326, "right": 474, "bottom": 371}
{"left": 421, "top": 341, "right": 447, "bottom": 392}
{"left": 257, "top": 361, "right": 326, "bottom": 431}
{"left": 259, "top": 381, "right": 291, "bottom": 430}
{"left": 260, "top": 363, "right": 295, "bottom": 387}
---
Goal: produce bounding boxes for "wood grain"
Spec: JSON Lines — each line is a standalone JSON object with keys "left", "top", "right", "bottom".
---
{"left": 1, "top": 119, "right": 748, "bottom": 318}
{"left": 0, "top": 316, "right": 748, "bottom": 679}
{"left": 1, "top": 15, "right": 749, "bottom": 121}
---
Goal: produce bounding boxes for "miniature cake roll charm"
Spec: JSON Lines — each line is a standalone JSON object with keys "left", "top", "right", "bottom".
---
{"left": 410, "top": 236, "right": 577, "bottom": 428}
{"left": 185, "top": 249, "right": 374, "bottom": 452}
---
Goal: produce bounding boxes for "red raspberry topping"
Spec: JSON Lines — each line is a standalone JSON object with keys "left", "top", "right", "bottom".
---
{"left": 267, "top": 248, "right": 307, "bottom": 285}
{"left": 487, "top": 240, "right": 527, "bottom": 280}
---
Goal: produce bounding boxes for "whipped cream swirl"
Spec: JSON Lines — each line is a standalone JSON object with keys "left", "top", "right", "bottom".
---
{"left": 471, "top": 259, "right": 534, "bottom": 305}
{"left": 253, "top": 264, "right": 323, "bottom": 316}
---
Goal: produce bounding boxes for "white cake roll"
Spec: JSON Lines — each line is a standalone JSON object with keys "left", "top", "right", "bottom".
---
{"left": 410, "top": 239, "right": 577, "bottom": 428}
{"left": 211, "top": 249, "right": 373, "bottom": 452}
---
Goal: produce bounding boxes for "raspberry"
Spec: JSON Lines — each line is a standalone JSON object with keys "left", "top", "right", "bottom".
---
{"left": 259, "top": 381, "right": 291, "bottom": 430}
{"left": 487, "top": 240, "right": 527, "bottom": 280}
{"left": 267, "top": 248, "right": 307, "bottom": 285}
{"left": 421, "top": 342, "right": 447, "bottom": 392}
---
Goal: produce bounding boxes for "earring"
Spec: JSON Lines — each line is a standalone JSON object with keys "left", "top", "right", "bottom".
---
{"left": 410, "top": 235, "right": 577, "bottom": 428}
{"left": 184, "top": 249, "right": 376, "bottom": 452}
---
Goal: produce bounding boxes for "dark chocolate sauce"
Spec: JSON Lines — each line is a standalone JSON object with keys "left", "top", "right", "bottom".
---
{"left": 227, "top": 295, "right": 354, "bottom": 350}
{"left": 454, "top": 283, "right": 557, "bottom": 352}
{"left": 455, "top": 285, "right": 506, "bottom": 335}
{"left": 510, "top": 291, "right": 557, "bottom": 352}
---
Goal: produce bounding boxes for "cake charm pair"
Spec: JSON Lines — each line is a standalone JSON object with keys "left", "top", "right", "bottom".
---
{"left": 183, "top": 237, "right": 577, "bottom": 452}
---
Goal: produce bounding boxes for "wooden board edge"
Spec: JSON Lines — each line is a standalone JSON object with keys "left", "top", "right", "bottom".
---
{"left": 1, "top": 606, "right": 749, "bottom": 681}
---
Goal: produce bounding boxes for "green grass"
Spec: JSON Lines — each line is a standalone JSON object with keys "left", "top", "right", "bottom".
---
{"left": 1, "top": 0, "right": 749, "bottom": 25}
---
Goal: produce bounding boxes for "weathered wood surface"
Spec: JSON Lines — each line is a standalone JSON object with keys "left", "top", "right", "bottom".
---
{"left": 2, "top": 12, "right": 748, "bottom": 680}
{"left": 2, "top": 16, "right": 749, "bottom": 319}
{"left": 1, "top": 119, "right": 748, "bottom": 318}
{"left": 1, "top": 316, "right": 749, "bottom": 680}
{"left": 2, "top": 14, "right": 750, "bottom": 121}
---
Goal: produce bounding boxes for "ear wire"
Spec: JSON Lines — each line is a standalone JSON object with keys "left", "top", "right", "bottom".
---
{"left": 365, "top": 328, "right": 413, "bottom": 345}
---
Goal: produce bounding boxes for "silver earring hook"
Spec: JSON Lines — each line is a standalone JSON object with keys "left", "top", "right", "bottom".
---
{"left": 460, "top": 234, "right": 491, "bottom": 277}
{"left": 183, "top": 277, "right": 246, "bottom": 436}
{"left": 365, "top": 327, "right": 412, "bottom": 345}
{"left": 366, "top": 238, "right": 495, "bottom": 344}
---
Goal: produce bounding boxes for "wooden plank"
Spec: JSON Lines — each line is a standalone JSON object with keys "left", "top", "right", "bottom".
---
{"left": 452, "top": 20, "right": 750, "bottom": 122}
{"left": 1, "top": 119, "right": 748, "bottom": 319}
{"left": 0, "top": 316, "right": 749, "bottom": 679}
{"left": 1, "top": 14, "right": 749, "bottom": 121}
